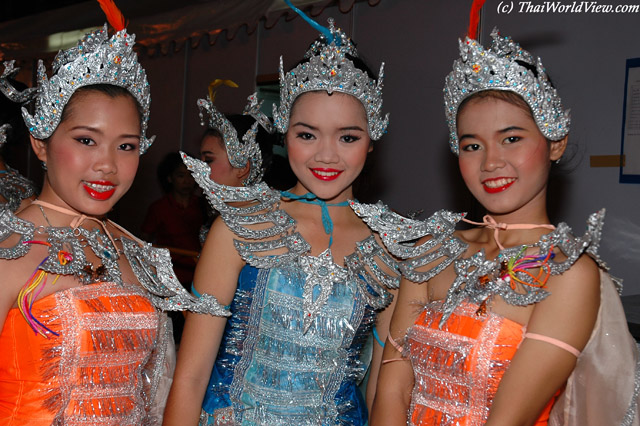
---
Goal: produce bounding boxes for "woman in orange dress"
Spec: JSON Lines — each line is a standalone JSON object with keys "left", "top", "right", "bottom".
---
{"left": 366, "top": 16, "right": 639, "bottom": 426}
{"left": 0, "top": 10, "right": 226, "bottom": 426}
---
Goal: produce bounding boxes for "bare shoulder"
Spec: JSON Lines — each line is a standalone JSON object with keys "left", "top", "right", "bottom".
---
{"left": 548, "top": 253, "right": 600, "bottom": 295}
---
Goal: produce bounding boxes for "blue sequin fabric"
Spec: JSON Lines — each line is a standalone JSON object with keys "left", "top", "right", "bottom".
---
{"left": 200, "top": 265, "right": 374, "bottom": 425}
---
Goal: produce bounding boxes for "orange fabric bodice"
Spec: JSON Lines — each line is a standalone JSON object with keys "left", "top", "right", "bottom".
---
{"left": 0, "top": 282, "right": 161, "bottom": 426}
{"left": 406, "top": 302, "right": 554, "bottom": 426}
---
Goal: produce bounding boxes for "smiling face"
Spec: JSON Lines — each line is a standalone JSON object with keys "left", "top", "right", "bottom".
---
{"left": 31, "top": 89, "right": 141, "bottom": 217}
{"left": 457, "top": 95, "right": 566, "bottom": 221}
{"left": 285, "top": 91, "right": 372, "bottom": 203}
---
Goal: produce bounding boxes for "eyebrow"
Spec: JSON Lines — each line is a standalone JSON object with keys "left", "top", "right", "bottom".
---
{"left": 459, "top": 125, "right": 528, "bottom": 140}
{"left": 339, "top": 125, "right": 365, "bottom": 132}
{"left": 69, "top": 125, "right": 140, "bottom": 139}
{"left": 498, "top": 126, "right": 527, "bottom": 133}
{"left": 291, "top": 122, "right": 365, "bottom": 132}
{"left": 291, "top": 121, "right": 318, "bottom": 131}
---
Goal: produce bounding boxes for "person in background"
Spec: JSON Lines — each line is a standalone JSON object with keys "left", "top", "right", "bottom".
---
{"left": 142, "top": 152, "right": 204, "bottom": 286}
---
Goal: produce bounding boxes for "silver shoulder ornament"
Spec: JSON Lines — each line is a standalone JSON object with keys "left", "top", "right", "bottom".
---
{"left": 0, "top": 165, "right": 37, "bottom": 212}
{"left": 182, "top": 153, "right": 401, "bottom": 331}
{"left": 0, "top": 206, "right": 229, "bottom": 317}
{"left": 350, "top": 200, "right": 467, "bottom": 283}
{"left": 439, "top": 210, "right": 607, "bottom": 328}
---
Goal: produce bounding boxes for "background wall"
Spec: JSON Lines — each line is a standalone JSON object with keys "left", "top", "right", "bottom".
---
{"left": 16, "top": 0, "right": 640, "bottom": 293}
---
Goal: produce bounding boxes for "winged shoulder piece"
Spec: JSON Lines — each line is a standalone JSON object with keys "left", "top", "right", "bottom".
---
{"left": 121, "top": 237, "right": 230, "bottom": 316}
{"left": 350, "top": 201, "right": 467, "bottom": 283}
{"left": 0, "top": 205, "right": 229, "bottom": 317}
{"left": 182, "top": 152, "right": 310, "bottom": 267}
{"left": 0, "top": 167, "right": 38, "bottom": 212}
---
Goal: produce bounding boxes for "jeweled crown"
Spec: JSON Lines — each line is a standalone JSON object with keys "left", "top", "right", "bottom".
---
{"left": 443, "top": 28, "right": 570, "bottom": 154}
{"left": 198, "top": 93, "right": 266, "bottom": 185}
{"left": 22, "top": 25, "right": 155, "bottom": 154}
{"left": 272, "top": 18, "right": 389, "bottom": 140}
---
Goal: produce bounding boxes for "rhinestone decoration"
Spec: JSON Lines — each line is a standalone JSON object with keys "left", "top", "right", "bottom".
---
{"left": 438, "top": 210, "right": 606, "bottom": 327}
{"left": 301, "top": 249, "right": 348, "bottom": 332}
{"left": 272, "top": 18, "right": 389, "bottom": 140}
{"left": 198, "top": 93, "right": 265, "bottom": 186}
{"left": 443, "top": 28, "right": 570, "bottom": 154}
{"left": 21, "top": 25, "right": 155, "bottom": 154}
{"left": 183, "top": 153, "right": 401, "bottom": 329}
{"left": 243, "top": 92, "right": 275, "bottom": 135}
{"left": 0, "top": 61, "right": 37, "bottom": 104}
{"left": 0, "top": 207, "right": 33, "bottom": 259}
{"left": 350, "top": 200, "right": 467, "bottom": 283}
{"left": 121, "top": 237, "right": 230, "bottom": 316}
{"left": 0, "top": 207, "right": 228, "bottom": 316}
{"left": 0, "top": 123, "right": 9, "bottom": 147}
{"left": 0, "top": 165, "right": 37, "bottom": 212}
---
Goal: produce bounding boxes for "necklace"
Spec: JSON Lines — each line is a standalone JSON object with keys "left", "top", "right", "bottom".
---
{"left": 280, "top": 190, "right": 350, "bottom": 247}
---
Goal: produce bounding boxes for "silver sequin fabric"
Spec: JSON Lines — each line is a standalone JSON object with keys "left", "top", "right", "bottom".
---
{"left": 0, "top": 166, "right": 37, "bottom": 212}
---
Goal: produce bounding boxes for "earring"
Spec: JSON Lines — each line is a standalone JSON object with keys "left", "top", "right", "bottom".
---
{"left": 555, "top": 158, "right": 561, "bottom": 165}
{"left": 41, "top": 161, "right": 47, "bottom": 171}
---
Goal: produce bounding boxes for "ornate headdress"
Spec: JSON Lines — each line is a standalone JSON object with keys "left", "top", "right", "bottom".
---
{"left": 0, "top": 61, "right": 37, "bottom": 105}
{"left": 272, "top": 17, "right": 389, "bottom": 140}
{"left": 198, "top": 92, "right": 273, "bottom": 186}
{"left": 443, "top": 28, "right": 570, "bottom": 154}
{"left": 20, "top": 24, "right": 154, "bottom": 154}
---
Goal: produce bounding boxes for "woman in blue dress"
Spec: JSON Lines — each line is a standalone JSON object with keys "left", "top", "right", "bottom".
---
{"left": 163, "top": 16, "right": 403, "bottom": 426}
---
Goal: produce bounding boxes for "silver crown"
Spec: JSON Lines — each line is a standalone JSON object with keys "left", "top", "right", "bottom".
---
{"left": 22, "top": 25, "right": 155, "bottom": 154}
{"left": 443, "top": 28, "right": 570, "bottom": 155}
{"left": 272, "top": 18, "right": 389, "bottom": 140}
{"left": 1, "top": 61, "right": 37, "bottom": 104}
{"left": 198, "top": 94, "right": 265, "bottom": 186}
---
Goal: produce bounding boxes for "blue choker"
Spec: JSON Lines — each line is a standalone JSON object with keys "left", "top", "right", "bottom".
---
{"left": 280, "top": 190, "right": 350, "bottom": 247}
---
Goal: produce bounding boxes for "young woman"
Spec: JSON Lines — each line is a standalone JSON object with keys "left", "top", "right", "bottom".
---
{"left": 163, "top": 18, "right": 400, "bottom": 426}
{"left": 0, "top": 18, "right": 224, "bottom": 426}
{"left": 367, "top": 27, "right": 639, "bottom": 426}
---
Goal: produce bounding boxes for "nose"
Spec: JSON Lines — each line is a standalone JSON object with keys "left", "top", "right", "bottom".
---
{"left": 314, "top": 138, "right": 339, "bottom": 164}
{"left": 482, "top": 144, "right": 506, "bottom": 172}
{"left": 93, "top": 146, "right": 118, "bottom": 175}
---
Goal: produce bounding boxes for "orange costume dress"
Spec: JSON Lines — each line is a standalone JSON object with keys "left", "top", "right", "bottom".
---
{"left": 0, "top": 201, "right": 227, "bottom": 425}
{"left": 0, "top": 282, "right": 169, "bottom": 425}
{"left": 405, "top": 302, "right": 554, "bottom": 426}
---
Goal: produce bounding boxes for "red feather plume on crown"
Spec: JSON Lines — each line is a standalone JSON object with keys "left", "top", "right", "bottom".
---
{"left": 97, "top": 0, "right": 127, "bottom": 32}
{"left": 467, "top": 0, "right": 487, "bottom": 39}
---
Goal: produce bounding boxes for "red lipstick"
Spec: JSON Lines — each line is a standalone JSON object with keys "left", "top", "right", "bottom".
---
{"left": 83, "top": 180, "right": 116, "bottom": 200}
{"left": 310, "top": 168, "right": 343, "bottom": 181}
{"left": 482, "top": 177, "right": 516, "bottom": 194}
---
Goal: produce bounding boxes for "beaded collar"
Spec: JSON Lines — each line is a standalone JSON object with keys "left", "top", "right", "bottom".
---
{"left": 0, "top": 200, "right": 230, "bottom": 317}
{"left": 350, "top": 201, "right": 608, "bottom": 327}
